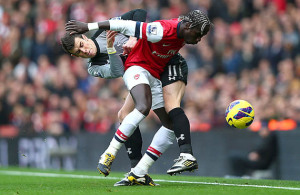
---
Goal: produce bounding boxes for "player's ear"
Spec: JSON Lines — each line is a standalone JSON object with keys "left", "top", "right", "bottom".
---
{"left": 183, "top": 22, "right": 190, "bottom": 30}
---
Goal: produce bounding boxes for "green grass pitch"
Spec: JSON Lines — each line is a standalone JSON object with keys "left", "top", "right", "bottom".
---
{"left": 0, "top": 167, "right": 299, "bottom": 195}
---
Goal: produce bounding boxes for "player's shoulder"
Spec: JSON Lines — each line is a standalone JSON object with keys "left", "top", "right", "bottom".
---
{"left": 154, "top": 18, "right": 180, "bottom": 26}
{"left": 152, "top": 18, "right": 180, "bottom": 32}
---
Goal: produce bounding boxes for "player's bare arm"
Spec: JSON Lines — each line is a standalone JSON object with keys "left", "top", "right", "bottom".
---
{"left": 65, "top": 20, "right": 111, "bottom": 35}
{"left": 106, "top": 30, "right": 118, "bottom": 49}
{"left": 123, "top": 36, "right": 138, "bottom": 55}
{"left": 65, "top": 19, "right": 161, "bottom": 43}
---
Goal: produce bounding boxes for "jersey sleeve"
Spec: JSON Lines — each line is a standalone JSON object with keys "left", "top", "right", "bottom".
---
{"left": 92, "top": 9, "right": 147, "bottom": 39}
{"left": 87, "top": 53, "right": 124, "bottom": 79}
{"left": 110, "top": 20, "right": 172, "bottom": 43}
{"left": 108, "top": 53, "right": 125, "bottom": 77}
{"left": 141, "top": 22, "right": 164, "bottom": 43}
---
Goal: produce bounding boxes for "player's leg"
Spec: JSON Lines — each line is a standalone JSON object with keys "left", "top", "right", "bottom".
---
{"left": 128, "top": 77, "right": 175, "bottom": 185}
{"left": 114, "top": 93, "right": 144, "bottom": 186}
{"left": 117, "top": 93, "right": 143, "bottom": 168}
{"left": 129, "top": 107, "right": 173, "bottom": 174}
{"left": 164, "top": 81, "right": 198, "bottom": 175}
{"left": 164, "top": 80, "right": 190, "bottom": 151}
{"left": 128, "top": 123, "right": 175, "bottom": 186}
{"left": 161, "top": 53, "right": 198, "bottom": 175}
{"left": 97, "top": 66, "right": 151, "bottom": 176}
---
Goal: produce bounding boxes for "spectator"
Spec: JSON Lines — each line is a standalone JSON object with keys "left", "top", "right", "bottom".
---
{"left": 228, "top": 124, "right": 278, "bottom": 177}
{"left": 0, "top": 0, "right": 300, "bottom": 135}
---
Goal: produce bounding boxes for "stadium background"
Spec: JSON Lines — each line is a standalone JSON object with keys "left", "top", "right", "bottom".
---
{"left": 0, "top": 0, "right": 299, "bottom": 180}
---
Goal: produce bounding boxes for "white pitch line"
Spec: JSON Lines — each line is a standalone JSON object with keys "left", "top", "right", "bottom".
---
{"left": 0, "top": 170, "right": 299, "bottom": 191}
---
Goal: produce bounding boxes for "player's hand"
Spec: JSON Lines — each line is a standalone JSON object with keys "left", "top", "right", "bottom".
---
{"left": 122, "top": 36, "right": 137, "bottom": 55}
{"left": 65, "top": 20, "right": 89, "bottom": 35}
{"left": 106, "top": 30, "right": 118, "bottom": 48}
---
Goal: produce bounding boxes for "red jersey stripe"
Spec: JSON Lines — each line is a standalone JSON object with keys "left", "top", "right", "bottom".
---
{"left": 147, "top": 146, "right": 162, "bottom": 157}
{"left": 116, "top": 129, "right": 128, "bottom": 141}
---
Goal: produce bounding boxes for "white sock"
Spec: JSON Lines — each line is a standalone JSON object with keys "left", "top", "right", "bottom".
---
{"left": 149, "top": 126, "right": 175, "bottom": 154}
{"left": 117, "top": 109, "right": 145, "bottom": 139}
{"left": 101, "top": 109, "right": 145, "bottom": 158}
{"left": 132, "top": 154, "right": 154, "bottom": 176}
{"left": 103, "top": 138, "right": 123, "bottom": 157}
{"left": 133, "top": 126, "right": 175, "bottom": 176}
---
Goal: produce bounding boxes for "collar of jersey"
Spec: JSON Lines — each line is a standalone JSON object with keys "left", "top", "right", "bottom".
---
{"left": 91, "top": 38, "right": 101, "bottom": 57}
{"left": 177, "top": 21, "right": 182, "bottom": 38}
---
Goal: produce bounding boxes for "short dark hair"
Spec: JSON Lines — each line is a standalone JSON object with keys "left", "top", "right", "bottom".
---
{"left": 60, "top": 33, "right": 82, "bottom": 54}
{"left": 179, "top": 10, "right": 212, "bottom": 35}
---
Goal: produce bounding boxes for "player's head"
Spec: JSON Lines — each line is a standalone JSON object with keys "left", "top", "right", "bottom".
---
{"left": 179, "top": 10, "right": 212, "bottom": 44}
{"left": 61, "top": 33, "right": 97, "bottom": 58}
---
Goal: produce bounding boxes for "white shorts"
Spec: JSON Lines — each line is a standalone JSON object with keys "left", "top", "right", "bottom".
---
{"left": 123, "top": 66, "right": 164, "bottom": 110}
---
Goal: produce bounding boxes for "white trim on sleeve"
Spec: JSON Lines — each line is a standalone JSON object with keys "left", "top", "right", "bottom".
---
{"left": 109, "top": 20, "right": 136, "bottom": 37}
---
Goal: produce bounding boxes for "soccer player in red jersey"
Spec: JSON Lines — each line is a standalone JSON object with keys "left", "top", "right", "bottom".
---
{"left": 66, "top": 10, "right": 211, "bottom": 183}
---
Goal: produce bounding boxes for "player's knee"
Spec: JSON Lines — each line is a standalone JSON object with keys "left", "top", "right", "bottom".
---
{"left": 164, "top": 103, "right": 173, "bottom": 113}
{"left": 117, "top": 110, "right": 122, "bottom": 122}
{"left": 136, "top": 104, "right": 151, "bottom": 116}
{"left": 164, "top": 100, "right": 180, "bottom": 113}
{"left": 117, "top": 109, "right": 126, "bottom": 123}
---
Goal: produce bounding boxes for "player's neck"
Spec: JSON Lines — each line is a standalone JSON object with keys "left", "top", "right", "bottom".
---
{"left": 90, "top": 38, "right": 99, "bottom": 55}
{"left": 177, "top": 22, "right": 187, "bottom": 39}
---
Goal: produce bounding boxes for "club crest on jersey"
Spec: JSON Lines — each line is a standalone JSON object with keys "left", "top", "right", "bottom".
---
{"left": 147, "top": 24, "right": 157, "bottom": 35}
{"left": 134, "top": 74, "right": 140, "bottom": 80}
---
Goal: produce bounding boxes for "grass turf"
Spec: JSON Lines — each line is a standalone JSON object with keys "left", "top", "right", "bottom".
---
{"left": 0, "top": 167, "right": 299, "bottom": 195}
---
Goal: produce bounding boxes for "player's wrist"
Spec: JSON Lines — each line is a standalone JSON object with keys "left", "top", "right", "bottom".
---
{"left": 87, "top": 22, "right": 99, "bottom": 31}
{"left": 107, "top": 47, "right": 117, "bottom": 54}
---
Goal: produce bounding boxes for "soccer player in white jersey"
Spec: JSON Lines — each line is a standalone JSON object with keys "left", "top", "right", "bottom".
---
{"left": 65, "top": 10, "right": 211, "bottom": 185}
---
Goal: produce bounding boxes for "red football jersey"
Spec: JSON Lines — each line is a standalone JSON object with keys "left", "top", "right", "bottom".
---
{"left": 124, "top": 19, "right": 185, "bottom": 79}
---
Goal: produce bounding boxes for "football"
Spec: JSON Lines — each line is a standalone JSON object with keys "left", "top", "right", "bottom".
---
{"left": 225, "top": 100, "right": 255, "bottom": 129}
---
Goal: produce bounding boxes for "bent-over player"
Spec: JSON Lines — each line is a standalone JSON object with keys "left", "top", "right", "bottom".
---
{"left": 62, "top": 11, "right": 210, "bottom": 185}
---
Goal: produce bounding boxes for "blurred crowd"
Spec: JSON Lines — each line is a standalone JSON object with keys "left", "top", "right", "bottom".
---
{"left": 0, "top": 0, "right": 300, "bottom": 136}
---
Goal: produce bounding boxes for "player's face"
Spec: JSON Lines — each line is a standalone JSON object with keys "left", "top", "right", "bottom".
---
{"left": 70, "top": 35, "right": 97, "bottom": 58}
{"left": 183, "top": 24, "right": 209, "bottom": 45}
